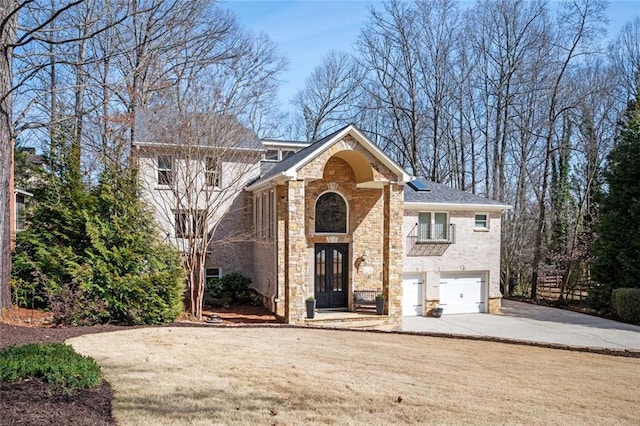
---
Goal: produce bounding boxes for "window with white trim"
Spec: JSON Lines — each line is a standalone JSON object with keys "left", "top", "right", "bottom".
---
{"left": 174, "top": 210, "right": 207, "bottom": 238}
{"left": 206, "top": 268, "right": 221, "bottom": 281}
{"left": 254, "top": 190, "right": 275, "bottom": 240}
{"left": 205, "top": 157, "right": 220, "bottom": 187}
{"left": 262, "top": 192, "right": 268, "bottom": 238}
{"left": 474, "top": 213, "right": 489, "bottom": 230}
{"left": 281, "top": 150, "right": 295, "bottom": 160}
{"left": 418, "top": 212, "right": 449, "bottom": 242}
{"left": 157, "top": 155, "right": 173, "bottom": 186}
{"left": 15, "top": 193, "right": 27, "bottom": 231}
{"left": 265, "top": 150, "right": 279, "bottom": 161}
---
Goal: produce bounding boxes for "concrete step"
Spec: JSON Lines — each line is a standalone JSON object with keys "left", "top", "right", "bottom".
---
{"left": 306, "top": 319, "right": 388, "bottom": 330}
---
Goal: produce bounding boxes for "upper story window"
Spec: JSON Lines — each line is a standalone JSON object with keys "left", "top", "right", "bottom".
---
{"left": 418, "top": 212, "right": 449, "bottom": 242}
{"left": 265, "top": 150, "right": 279, "bottom": 161}
{"left": 474, "top": 213, "right": 489, "bottom": 230}
{"left": 264, "top": 148, "right": 298, "bottom": 162}
{"left": 315, "top": 192, "right": 347, "bottom": 234}
{"left": 157, "top": 155, "right": 173, "bottom": 186}
{"left": 206, "top": 157, "right": 220, "bottom": 187}
{"left": 175, "top": 210, "right": 207, "bottom": 239}
{"left": 281, "top": 150, "right": 295, "bottom": 160}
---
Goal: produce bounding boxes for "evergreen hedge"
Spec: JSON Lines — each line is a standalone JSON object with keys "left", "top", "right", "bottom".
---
{"left": 611, "top": 288, "right": 640, "bottom": 324}
{"left": 12, "top": 170, "right": 184, "bottom": 325}
{"left": 592, "top": 96, "right": 640, "bottom": 309}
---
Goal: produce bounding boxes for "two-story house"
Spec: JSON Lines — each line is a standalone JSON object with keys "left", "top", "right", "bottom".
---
{"left": 136, "top": 123, "right": 510, "bottom": 328}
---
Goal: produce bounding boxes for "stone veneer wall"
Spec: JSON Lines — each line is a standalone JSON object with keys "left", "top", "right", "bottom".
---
{"left": 276, "top": 135, "right": 404, "bottom": 327}
{"left": 285, "top": 180, "right": 308, "bottom": 323}
{"left": 306, "top": 157, "right": 385, "bottom": 296}
{"left": 275, "top": 185, "right": 287, "bottom": 318}
{"left": 384, "top": 183, "right": 404, "bottom": 328}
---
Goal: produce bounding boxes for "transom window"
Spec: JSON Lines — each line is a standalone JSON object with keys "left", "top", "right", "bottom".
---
{"left": 315, "top": 192, "right": 347, "bottom": 234}
{"left": 158, "top": 155, "right": 173, "bottom": 186}
{"left": 418, "top": 212, "right": 449, "bottom": 242}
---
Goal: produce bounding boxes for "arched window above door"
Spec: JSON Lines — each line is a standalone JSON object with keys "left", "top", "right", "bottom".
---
{"left": 315, "top": 192, "right": 347, "bottom": 233}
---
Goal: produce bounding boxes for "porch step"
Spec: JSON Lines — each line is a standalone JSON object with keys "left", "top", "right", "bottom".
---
{"left": 305, "top": 312, "right": 389, "bottom": 330}
{"left": 307, "top": 319, "right": 388, "bottom": 330}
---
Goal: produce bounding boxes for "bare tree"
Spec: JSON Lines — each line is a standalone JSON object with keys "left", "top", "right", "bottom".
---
{"left": 292, "top": 50, "right": 364, "bottom": 142}
{"left": 609, "top": 17, "right": 640, "bottom": 102}
{"left": 530, "top": 0, "right": 608, "bottom": 299}
{"left": 130, "top": 5, "right": 285, "bottom": 319}
{"left": 356, "top": 0, "right": 424, "bottom": 175}
{"left": 1, "top": 0, "right": 130, "bottom": 315}
{"left": 1, "top": 1, "right": 19, "bottom": 312}
{"left": 414, "top": 0, "right": 460, "bottom": 183}
{"left": 136, "top": 108, "right": 261, "bottom": 320}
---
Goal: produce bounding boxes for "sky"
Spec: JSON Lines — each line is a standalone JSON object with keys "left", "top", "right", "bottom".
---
{"left": 223, "top": 0, "right": 640, "bottom": 112}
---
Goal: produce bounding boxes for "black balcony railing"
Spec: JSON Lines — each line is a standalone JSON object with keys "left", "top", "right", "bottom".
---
{"left": 407, "top": 223, "right": 456, "bottom": 245}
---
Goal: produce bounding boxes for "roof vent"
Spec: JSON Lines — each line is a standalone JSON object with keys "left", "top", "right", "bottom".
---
{"left": 408, "top": 180, "right": 429, "bottom": 191}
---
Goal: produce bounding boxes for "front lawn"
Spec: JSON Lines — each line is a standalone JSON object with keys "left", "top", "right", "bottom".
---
{"left": 69, "top": 327, "right": 640, "bottom": 425}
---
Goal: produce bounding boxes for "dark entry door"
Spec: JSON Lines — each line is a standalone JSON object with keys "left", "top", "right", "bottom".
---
{"left": 314, "top": 244, "right": 348, "bottom": 309}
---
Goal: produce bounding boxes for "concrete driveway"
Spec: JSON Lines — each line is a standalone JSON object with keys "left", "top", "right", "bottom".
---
{"left": 402, "top": 299, "right": 640, "bottom": 351}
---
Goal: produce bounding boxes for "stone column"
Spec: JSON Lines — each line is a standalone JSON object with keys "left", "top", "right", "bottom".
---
{"left": 275, "top": 185, "right": 287, "bottom": 319}
{"left": 286, "top": 180, "right": 308, "bottom": 324}
{"left": 383, "top": 183, "right": 404, "bottom": 329}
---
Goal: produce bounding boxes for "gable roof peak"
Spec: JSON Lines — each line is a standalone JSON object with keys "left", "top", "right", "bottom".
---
{"left": 247, "top": 124, "right": 411, "bottom": 191}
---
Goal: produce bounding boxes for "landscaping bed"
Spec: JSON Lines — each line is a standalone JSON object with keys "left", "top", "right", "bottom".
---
{"left": 0, "top": 309, "right": 128, "bottom": 426}
{"left": 1, "top": 305, "right": 279, "bottom": 425}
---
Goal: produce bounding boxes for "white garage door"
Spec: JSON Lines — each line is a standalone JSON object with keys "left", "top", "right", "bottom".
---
{"left": 402, "top": 277, "right": 423, "bottom": 316}
{"left": 439, "top": 273, "right": 486, "bottom": 314}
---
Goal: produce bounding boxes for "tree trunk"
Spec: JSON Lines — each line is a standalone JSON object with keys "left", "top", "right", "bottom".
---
{"left": 0, "top": 2, "right": 18, "bottom": 314}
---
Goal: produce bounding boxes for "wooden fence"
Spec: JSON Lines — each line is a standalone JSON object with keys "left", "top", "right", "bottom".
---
{"left": 536, "top": 275, "right": 591, "bottom": 301}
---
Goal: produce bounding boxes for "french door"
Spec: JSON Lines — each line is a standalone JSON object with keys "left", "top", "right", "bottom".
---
{"left": 314, "top": 244, "right": 348, "bottom": 308}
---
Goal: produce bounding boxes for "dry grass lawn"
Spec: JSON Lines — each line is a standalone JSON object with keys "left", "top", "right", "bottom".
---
{"left": 68, "top": 327, "right": 640, "bottom": 425}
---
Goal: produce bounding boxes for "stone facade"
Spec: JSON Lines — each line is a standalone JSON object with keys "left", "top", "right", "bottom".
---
{"left": 384, "top": 183, "right": 404, "bottom": 326}
{"left": 251, "top": 134, "right": 406, "bottom": 328}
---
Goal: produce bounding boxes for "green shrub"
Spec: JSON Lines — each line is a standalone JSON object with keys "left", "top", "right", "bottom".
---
{"left": 586, "top": 283, "right": 612, "bottom": 310}
{"left": 0, "top": 343, "right": 101, "bottom": 392}
{"left": 611, "top": 288, "right": 640, "bottom": 324}
{"left": 247, "top": 290, "right": 263, "bottom": 306}
{"left": 205, "top": 277, "right": 225, "bottom": 298}
{"left": 10, "top": 277, "right": 48, "bottom": 309}
{"left": 11, "top": 170, "right": 185, "bottom": 325}
{"left": 219, "top": 273, "right": 252, "bottom": 302}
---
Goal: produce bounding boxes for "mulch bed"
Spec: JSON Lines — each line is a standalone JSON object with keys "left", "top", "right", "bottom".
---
{"left": 0, "top": 379, "right": 116, "bottom": 426}
{"left": 1, "top": 304, "right": 280, "bottom": 425}
{"left": 0, "top": 322, "right": 126, "bottom": 425}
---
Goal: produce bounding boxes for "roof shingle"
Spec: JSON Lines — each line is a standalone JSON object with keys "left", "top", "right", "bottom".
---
{"left": 404, "top": 178, "right": 509, "bottom": 207}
